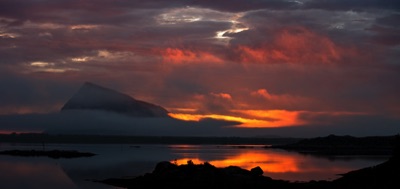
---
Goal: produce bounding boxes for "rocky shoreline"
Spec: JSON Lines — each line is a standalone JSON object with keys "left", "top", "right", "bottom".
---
{"left": 98, "top": 136, "right": 400, "bottom": 189}
{"left": 98, "top": 151, "right": 399, "bottom": 189}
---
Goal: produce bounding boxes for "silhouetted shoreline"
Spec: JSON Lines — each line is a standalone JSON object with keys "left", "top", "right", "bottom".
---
{"left": 0, "top": 149, "right": 96, "bottom": 159}
{"left": 2, "top": 133, "right": 399, "bottom": 188}
{"left": 97, "top": 135, "right": 400, "bottom": 189}
{"left": 97, "top": 150, "right": 400, "bottom": 189}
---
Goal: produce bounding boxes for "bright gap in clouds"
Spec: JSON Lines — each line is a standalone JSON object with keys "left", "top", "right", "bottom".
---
{"left": 169, "top": 109, "right": 305, "bottom": 128}
{"left": 156, "top": 6, "right": 249, "bottom": 43}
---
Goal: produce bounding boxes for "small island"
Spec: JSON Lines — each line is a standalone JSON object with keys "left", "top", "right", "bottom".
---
{"left": 0, "top": 150, "right": 96, "bottom": 159}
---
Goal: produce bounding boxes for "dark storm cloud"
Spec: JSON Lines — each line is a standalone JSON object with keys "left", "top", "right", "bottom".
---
{"left": 0, "top": 69, "right": 80, "bottom": 114}
{"left": 0, "top": 0, "right": 181, "bottom": 24}
{"left": 370, "top": 29, "right": 400, "bottom": 46}
{"left": 235, "top": 9, "right": 380, "bottom": 50}
{"left": 0, "top": 0, "right": 392, "bottom": 70}
{"left": 0, "top": 0, "right": 399, "bottom": 136}
{"left": 137, "top": 21, "right": 232, "bottom": 46}
{"left": 297, "top": 113, "right": 400, "bottom": 137}
{"left": 256, "top": 64, "right": 400, "bottom": 114}
{"left": 369, "top": 14, "right": 400, "bottom": 46}
{"left": 375, "top": 14, "right": 400, "bottom": 28}
{"left": 2, "top": 110, "right": 398, "bottom": 137}
{"left": 0, "top": 111, "right": 240, "bottom": 136}
{"left": 0, "top": 2, "right": 232, "bottom": 69}
{"left": 304, "top": 0, "right": 400, "bottom": 11}
{"left": 190, "top": 0, "right": 299, "bottom": 12}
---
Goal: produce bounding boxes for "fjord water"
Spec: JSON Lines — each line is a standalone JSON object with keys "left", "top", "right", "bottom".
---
{"left": 0, "top": 144, "right": 388, "bottom": 189}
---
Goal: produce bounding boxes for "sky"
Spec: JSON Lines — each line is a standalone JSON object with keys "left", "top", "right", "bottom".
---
{"left": 0, "top": 0, "right": 399, "bottom": 137}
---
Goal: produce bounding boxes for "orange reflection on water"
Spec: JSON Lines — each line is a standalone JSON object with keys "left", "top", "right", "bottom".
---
{"left": 211, "top": 152, "right": 299, "bottom": 173}
{"left": 168, "top": 145, "right": 384, "bottom": 181}
{"left": 174, "top": 158, "right": 203, "bottom": 165}
{"left": 171, "top": 151, "right": 299, "bottom": 174}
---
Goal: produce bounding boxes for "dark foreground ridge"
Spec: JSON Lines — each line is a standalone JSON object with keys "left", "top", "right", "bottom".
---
{"left": 98, "top": 136, "right": 400, "bottom": 189}
{"left": 98, "top": 161, "right": 293, "bottom": 189}
{"left": 0, "top": 150, "right": 96, "bottom": 159}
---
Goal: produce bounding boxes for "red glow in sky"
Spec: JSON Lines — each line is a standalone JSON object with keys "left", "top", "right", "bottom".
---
{"left": 0, "top": 0, "right": 399, "bottom": 136}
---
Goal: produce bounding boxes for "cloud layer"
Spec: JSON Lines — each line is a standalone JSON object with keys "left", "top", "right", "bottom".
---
{"left": 0, "top": 0, "right": 399, "bottom": 136}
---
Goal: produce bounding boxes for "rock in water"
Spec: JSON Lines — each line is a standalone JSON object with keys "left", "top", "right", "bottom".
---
{"left": 61, "top": 82, "right": 169, "bottom": 117}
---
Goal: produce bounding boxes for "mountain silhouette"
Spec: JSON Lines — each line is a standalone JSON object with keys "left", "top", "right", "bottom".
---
{"left": 61, "top": 82, "right": 169, "bottom": 117}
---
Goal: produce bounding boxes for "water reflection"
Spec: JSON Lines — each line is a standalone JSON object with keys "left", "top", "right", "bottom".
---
{"left": 169, "top": 145, "right": 387, "bottom": 181}
{"left": 173, "top": 152, "right": 300, "bottom": 173}
{"left": 0, "top": 144, "right": 389, "bottom": 189}
{"left": 0, "top": 157, "right": 78, "bottom": 189}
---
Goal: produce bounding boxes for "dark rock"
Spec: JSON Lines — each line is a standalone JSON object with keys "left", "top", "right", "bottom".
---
{"left": 222, "top": 166, "right": 250, "bottom": 176}
{"left": 98, "top": 161, "right": 291, "bottom": 189}
{"left": 152, "top": 161, "right": 178, "bottom": 175}
{"left": 251, "top": 166, "right": 263, "bottom": 176}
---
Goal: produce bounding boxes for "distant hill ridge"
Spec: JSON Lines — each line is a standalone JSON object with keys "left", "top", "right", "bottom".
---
{"left": 61, "top": 82, "right": 169, "bottom": 117}
{"left": 268, "top": 134, "right": 397, "bottom": 155}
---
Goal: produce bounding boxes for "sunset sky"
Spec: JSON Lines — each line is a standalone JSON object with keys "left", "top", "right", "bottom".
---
{"left": 0, "top": 0, "right": 399, "bottom": 136}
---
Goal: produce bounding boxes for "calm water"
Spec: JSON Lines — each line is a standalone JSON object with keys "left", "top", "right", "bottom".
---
{"left": 0, "top": 143, "right": 389, "bottom": 189}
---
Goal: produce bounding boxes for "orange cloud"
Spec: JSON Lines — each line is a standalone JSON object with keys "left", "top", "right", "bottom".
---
{"left": 211, "top": 92, "right": 232, "bottom": 100}
{"left": 159, "top": 48, "right": 224, "bottom": 64}
{"left": 169, "top": 109, "right": 305, "bottom": 128}
{"left": 168, "top": 113, "right": 253, "bottom": 124}
{"left": 250, "top": 89, "right": 313, "bottom": 109}
{"left": 238, "top": 26, "right": 350, "bottom": 64}
{"left": 252, "top": 89, "right": 273, "bottom": 99}
{"left": 232, "top": 110, "right": 305, "bottom": 127}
